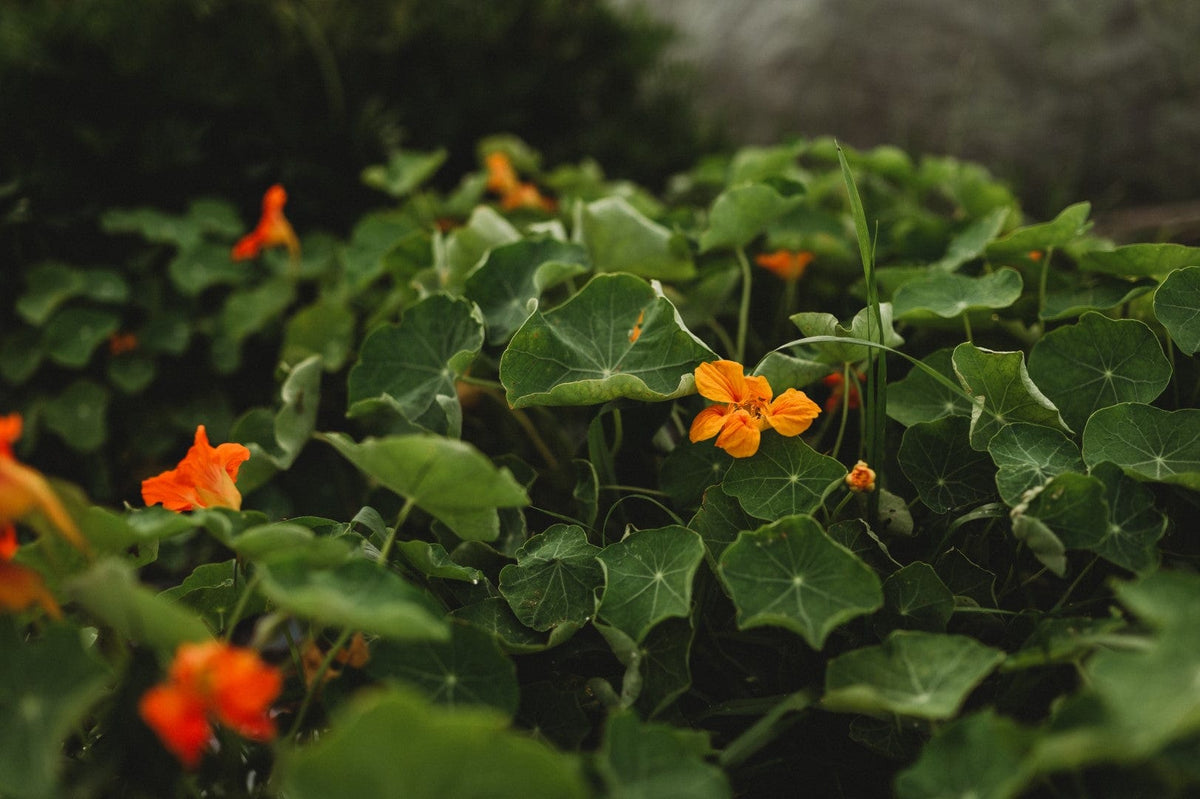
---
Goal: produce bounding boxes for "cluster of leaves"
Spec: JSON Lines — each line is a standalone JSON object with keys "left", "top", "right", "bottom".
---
{"left": 4, "top": 135, "right": 1200, "bottom": 798}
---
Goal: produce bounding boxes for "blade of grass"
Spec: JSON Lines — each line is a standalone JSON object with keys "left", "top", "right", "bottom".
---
{"left": 837, "top": 144, "right": 887, "bottom": 518}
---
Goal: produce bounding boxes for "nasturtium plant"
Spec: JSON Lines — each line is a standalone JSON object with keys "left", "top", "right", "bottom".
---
{"left": 5, "top": 133, "right": 1200, "bottom": 798}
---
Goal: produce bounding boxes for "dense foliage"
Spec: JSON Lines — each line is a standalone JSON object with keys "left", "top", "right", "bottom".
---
{"left": 3, "top": 135, "right": 1200, "bottom": 798}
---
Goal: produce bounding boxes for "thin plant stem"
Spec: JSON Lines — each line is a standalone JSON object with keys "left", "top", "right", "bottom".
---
{"left": 377, "top": 497, "right": 416, "bottom": 566}
{"left": 962, "top": 312, "right": 974, "bottom": 344}
{"left": 735, "top": 246, "right": 754, "bottom": 363}
{"left": 222, "top": 572, "right": 262, "bottom": 642}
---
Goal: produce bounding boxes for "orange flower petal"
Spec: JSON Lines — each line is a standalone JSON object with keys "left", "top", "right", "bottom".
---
{"left": 715, "top": 410, "right": 761, "bottom": 458}
{"left": 694, "top": 360, "right": 751, "bottom": 404}
{"left": 0, "top": 559, "right": 62, "bottom": 618}
{"left": 765, "top": 389, "right": 822, "bottom": 436}
{"left": 207, "top": 647, "right": 282, "bottom": 740}
{"left": 0, "top": 522, "right": 16, "bottom": 560}
{"left": 689, "top": 405, "right": 731, "bottom": 443}
{"left": 139, "top": 683, "right": 212, "bottom": 769}
{"left": 141, "top": 426, "right": 250, "bottom": 512}
{"left": 485, "top": 152, "right": 519, "bottom": 195}
{"left": 0, "top": 413, "right": 22, "bottom": 458}
{"left": 755, "top": 249, "right": 814, "bottom": 281}
{"left": 0, "top": 457, "right": 87, "bottom": 552}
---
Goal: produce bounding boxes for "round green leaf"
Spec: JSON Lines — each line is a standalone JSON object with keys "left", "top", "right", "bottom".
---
{"left": 952, "top": 343, "right": 1070, "bottom": 449}
{"left": 463, "top": 238, "right": 590, "bottom": 344}
{"left": 1080, "top": 242, "right": 1200, "bottom": 277}
{"left": 65, "top": 559, "right": 211, "bottom": 651}
{"left": 596, "top": 525, "right": 705, "bottom": 643}
{"left": 498, "top": 524, "right": 603, "bottom": 632}
{"left": 716, "top": 515, "right": 883, "bottom": 649}
{"left": 168, "top": 241, "right": 248, "bottom": 295}
{"left": 579, "top": 196, "right": 695, "bottom": 281}
{"left": 321, "top": 432, "right": 528, "bottom": 542}
{"left": 43, "top": 379, "right": 110, "bottom": 452}
{"left": 699, "top": 182, "right": 804, "bottom": 252}
{"left": 898, "top": 416, "right": 996, "bottom": 514}
{"left": 881, "top": 563, "right": 955, "bottom": 633}
{"left": 275, "top": 686, "right": 588, "bottom": 799}
{"left": 1014, "top": 472, "right": 1109, "bottom": 551}
{"left": 597, "top": 712, "right": 731, "bottom": 799}
{"left": 687, "top": 486, "right": 756, "bottom": 563}
{"left": 1153, "top": 265, "right": 1200, "bottom": 354}
{"left": 894, "top": 711, "right": 1035, "bottom": 799}
{"left": 500, "top": 273, "right": 716, "bottom": 408}
{"left": 349, "top": 294, "right": 484, "bottom": 423}
{"left": 823, "top": 631, "right": 1005, "bottom": 719}
{"left": 987, "top": 423, "right": 1084, "bottom": 507}
{"left": 1089, "top": 461, "right": 1165, "bottom": 575}
{"left": 886, "top": 348, "right": 973, "bottom": 427}
{"left": 361, "top": 147, "right": 447, "bottom": 197}
{"left": 106, "top": 352, "right": 156, "bottom": 394}
{"left": 659, "top": 439, "right": 732, "bottom": 511}
{"left": 932, "top": 207, "right": 1009, "bottom": 271}
{"left": 1028, "top": 312, "right": 1171, "bottom": 432}
{"left": 42, "top": 307, "right": 120, "bottom": 368}
{"left": 893, "top": 268, "right": 1023, "bottom": 320}
{"left": 257, "top": 556, "right": 448, "bottom": 640}
{"left": 1082, "top": 404, "right": 1200, "bottom": 489}
{"left": 985, "top": 201, "right": 1091, "bottom": 257}
{"left": 721, "top": 435, "right": 847, "bottom": 522}
{"left": 1041, "top": 276, "right": 1155, "bottom": 321}
{"left": 0, "top": 622, "right": 111, "bottom": 799}
{"left": 395, "top": 540, "right": 484, "bottom": 584}
{"left": 283, "top": 297, "right": 355, "bottom": 371}
{"left": 367, "top": 623, "right": 518, "bottom": 716}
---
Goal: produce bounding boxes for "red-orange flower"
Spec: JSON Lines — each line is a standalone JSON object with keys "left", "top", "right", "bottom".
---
{"left": 755, "top": 249, "right": 814, "bottom": 281}
{"left": 845, "top": 460, "right": 877, "bottom": 493}
{"left": 823, "top": 370, "right": 865, "bottom": 414}
{"left": 689, "top": 360, "right": 821, "bottom": 458}
{"left": 139, "top": 640, "right": 282, "bottom": 768}
{"left": 141, "top": 426, "right": 251, "bottom": 512}
{"left": 0, "top": 413, "right": 86, "bottom": 553}
{"left": 108, "top": 331, "right": 139, "bottom": 356}
{"left": 231, "top": 184, "right": 300, "bottom": 261}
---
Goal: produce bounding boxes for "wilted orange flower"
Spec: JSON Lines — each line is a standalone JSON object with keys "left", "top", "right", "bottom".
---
{"left": 0, "top": 413, "right": 87, "bottom": 553}
{"left": 689, "top": 360, "right": 821, "bottom": 458}
{"left": 755, "top": 249, "right": 814, "bottom": 281}
{"left": 231, "top": 184, "right": 300, "bottom": 261}
{"left": 139, "top": 640, "right": 282, "bottom": 769}
{"left": 300, "top": 632, "right": 371, "bottom": 688}
{"left": 141, "top": 426, "right": 251, "bottom": 512}
{"left": 484, "top": 151, "right": 556, "bottom": 212}
{"left": 823, "top": 370, "right": 865, "bottom": 414}
{"left": 846, "top": 460, "right": 876, "bottom": 493}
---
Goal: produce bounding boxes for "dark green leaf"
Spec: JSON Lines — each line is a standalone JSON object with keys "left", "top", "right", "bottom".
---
{"left": 498, "top": 524, "right": 603, "bottom": 632}
{"left": 987, "top": 423, "right": 1085, "bottom": 507}
{"left": 579, "top": 196, "right": 695, "bottom": 281}
{"left": 596, "top": 525, "right": 705, "bottom": 643}
{"left": 721, "top": 435, "right": 846, "bottom": 522}
{"left": 898, "top": 416, "right": 996, "bottom": 514}
{"left": 1082, "top": 404, "right": 1200, "bottom": 489}
{"left": 1153, "top": 265, "right": 1200, "bottom": 354}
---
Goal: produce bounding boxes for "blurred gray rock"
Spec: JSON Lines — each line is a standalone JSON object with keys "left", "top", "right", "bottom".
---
{"left": 615, "top": 0, "right": 1200, "bottom": 220}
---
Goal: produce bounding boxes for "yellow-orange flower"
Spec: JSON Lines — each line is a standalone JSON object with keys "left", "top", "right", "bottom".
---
{"left": 0, "top": 413, "right": 87, "bottom": 553}
{"left": 755, "top": 249, "right": 814, "bottom": 281}
{"left": 846, "top": 460, "right": 876, "bottom": 493}
{"left": 139, "top": 640, "right": 282, "bottom": 769}
{"left": 689, "top": 360, "right": 821, "bottom": 458}
{"left": 231, "top": 184, "right": 300, "bottom": 261}
{"left": 141, "top": 426, "right": 251, "bottom": 512}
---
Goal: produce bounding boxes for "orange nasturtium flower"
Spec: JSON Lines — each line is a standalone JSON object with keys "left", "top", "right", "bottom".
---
{"left": 689, "top": 360, "right": 821, "bottom": 458}
{"left": 141, "top": 426, "right": 251, "bottom": 512}
{"left": 845, "top": 460, "right": 877, "bottom": 493}
{"left": 484, "top": 151, "right": 555, "bottom": 212}
{"left": 0, "top": 413, "right": 86, "bottom": 552}
{"left": 755, "top": 249, "right": 815, "bottom": 282}
{"left": 231, "top": 184, "right": 300, "bottom": 261}
{"left": 139, "top": 640, "right": 282, "bottom": 769}
{"left": 0, "top": 412, "right": 84, "bottom": 618}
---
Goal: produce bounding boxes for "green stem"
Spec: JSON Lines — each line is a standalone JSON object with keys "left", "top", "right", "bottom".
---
{"left": 735, "top": 246, "right": 754, "bottom": 363}
{"left": 222, "top": 572, "right": 262, "bottom": 642}
{"left": 286, "top": 627, "right": 354, "bottom": 740}
{"left": 962, "top": 312, "right": 974, "bottom": 345}
{"left": 599, "top": 484, "right": 670, "bottom": 497}
{"left": 457, "top": 374, "right": 504, "bottom": 390}
{"left": 377, "top": 498, "right": 416, "bottom": 566}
